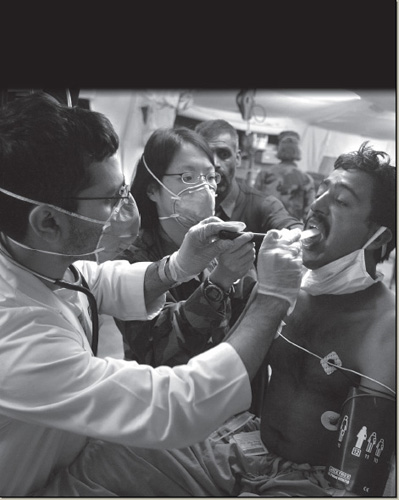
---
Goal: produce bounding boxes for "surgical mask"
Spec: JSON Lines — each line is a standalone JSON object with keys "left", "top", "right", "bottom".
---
{"left": 143, "top": 155, "right": 216, "bottom": 230}
{"left": 301, "top": 226, "right": 387, "bottom": 295}
{"left": 0, "top": 186, "right": 140, "bottom": 264}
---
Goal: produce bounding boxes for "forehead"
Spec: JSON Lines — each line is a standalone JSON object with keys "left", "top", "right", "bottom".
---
{"left": 324, "top": 168, "right": 374, "bottom": 201}
{"left": 170, "top": 142, "right": 213, "bottom": 168}
{"left": 206, "top": 132, "right": 237, "bottom": 151}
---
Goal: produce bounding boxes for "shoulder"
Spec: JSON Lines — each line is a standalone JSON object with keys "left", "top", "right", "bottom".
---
{"left": 237, "top": 178, "right": 279, "bottom": 204}
{"left": 122, "top": 229, "right": 160, "bottom": 263}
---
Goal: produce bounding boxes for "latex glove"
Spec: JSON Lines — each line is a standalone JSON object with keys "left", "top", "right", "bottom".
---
{"left": 209, "top": 232, "right": 256, "bottom": 291}
{"left": 256, "top": 228, "right": 302, "bottom": 315}
{"left": 168, "top": 217, "right": 247, "bottom": 282}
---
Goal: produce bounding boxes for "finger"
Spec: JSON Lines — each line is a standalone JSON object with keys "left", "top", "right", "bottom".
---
{"left": 202, "top": 221, "right": 247, "bottom": 239}
{"left": 220, "top": 241, "right": 255, "bottom": 260}
{"left": 198, "top": 216, "right": 225, "bottom": 224}
{"left": 282, "top": 228, "right": 302, "bottom": 244}
{"left": 222, "top": 232, "right": 254, "bottom": 251}
{"left": 208, "top": 238, "right": 236, "bottom": 254}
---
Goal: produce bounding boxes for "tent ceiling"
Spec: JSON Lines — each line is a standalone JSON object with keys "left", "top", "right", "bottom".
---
{"left": 186, "top": 89, "right": 396, "bottom": 142}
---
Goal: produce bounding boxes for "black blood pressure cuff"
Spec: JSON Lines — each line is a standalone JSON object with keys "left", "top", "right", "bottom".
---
{"left": 324, "top": 386, "right": 395, "bottom": 497}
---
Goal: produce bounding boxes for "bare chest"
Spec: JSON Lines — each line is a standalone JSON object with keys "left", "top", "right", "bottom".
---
{"left": 269, "top": 298, "right": 379, "bottom": 393}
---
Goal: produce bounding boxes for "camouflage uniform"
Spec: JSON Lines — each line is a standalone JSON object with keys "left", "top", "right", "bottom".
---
{"left": 254, "top": 162, "right": 315, "bottom": 222}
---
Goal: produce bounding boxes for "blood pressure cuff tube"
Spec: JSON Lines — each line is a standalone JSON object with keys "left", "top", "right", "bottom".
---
{"left": 324, "top": 386, "right": 395, "bottom": 496}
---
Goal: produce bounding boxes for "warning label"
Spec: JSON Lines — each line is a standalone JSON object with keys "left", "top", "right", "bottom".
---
{"left": 327, "top": 466, "right": 352, "bottom": 485}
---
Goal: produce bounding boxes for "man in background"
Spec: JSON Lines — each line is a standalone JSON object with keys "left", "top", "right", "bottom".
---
{"left": 254, "top": 130, "right": 315, "bottom": 222}
{"left": 195, "top": 120, "right": 303, "bottom": 239}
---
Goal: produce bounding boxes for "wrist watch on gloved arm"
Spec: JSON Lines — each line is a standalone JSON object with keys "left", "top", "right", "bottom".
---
{"left": 202, "top": 277, "right": 234, "bottom": 303}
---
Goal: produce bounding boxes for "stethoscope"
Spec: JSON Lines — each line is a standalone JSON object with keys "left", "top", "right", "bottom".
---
{"left": 56, "top": 265, "right": 99, "bottom": 356}
{"left": 0, "top": 245, "right": 99, "bottom": 356}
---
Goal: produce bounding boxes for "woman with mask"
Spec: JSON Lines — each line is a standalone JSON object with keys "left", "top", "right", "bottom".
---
{"left": 116, "top": 127, "right": 257, "bottom": 366}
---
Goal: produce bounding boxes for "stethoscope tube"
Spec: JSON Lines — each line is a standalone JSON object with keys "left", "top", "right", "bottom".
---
{"left": 55, "top": 265, "right": 99, "bottom": 356}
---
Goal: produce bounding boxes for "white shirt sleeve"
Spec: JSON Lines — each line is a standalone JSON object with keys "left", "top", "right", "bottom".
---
{"left": 75, "top": 260, "right": 165, "bottom": 320}
{"left": 1, "top": 303, "right": 251, "bottom": 449}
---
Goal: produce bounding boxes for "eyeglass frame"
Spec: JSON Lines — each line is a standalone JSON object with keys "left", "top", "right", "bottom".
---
{"left": 162, "top": 172, "right": 221, "bottom": 185}
{"left": 61, "top": 183, "right": 131, "bottom": 201}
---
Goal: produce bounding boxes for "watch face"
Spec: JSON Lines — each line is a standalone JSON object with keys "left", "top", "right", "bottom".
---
{"left": 204, "top": 283, "right": 224, "bottom": 302}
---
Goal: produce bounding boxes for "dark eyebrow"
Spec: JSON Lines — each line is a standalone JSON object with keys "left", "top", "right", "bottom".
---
{"left": 335, "top": 181, "right": 361, "bottom": 200}
{"left": 321, "top": 179, "right": 360, "bottom": 200}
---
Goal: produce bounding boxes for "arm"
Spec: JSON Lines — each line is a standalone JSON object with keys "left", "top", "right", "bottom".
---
{"left": 226, "top": 291, "right": 289, "bottom": 380}
{"left": 226, "top": 228, "right": 303, "bottom": 380}
{"left": 116, "top": 283, "right": 232, "bottom": 366}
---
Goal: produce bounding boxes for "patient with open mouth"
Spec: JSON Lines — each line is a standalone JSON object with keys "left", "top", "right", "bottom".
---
{"left": 259, "top": 141, "right": 396, "bottom": 496}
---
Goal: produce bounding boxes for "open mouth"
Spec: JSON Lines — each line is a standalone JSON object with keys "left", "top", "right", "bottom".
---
{"left": 301, "top": 222, "right": 324, "bottom": 248}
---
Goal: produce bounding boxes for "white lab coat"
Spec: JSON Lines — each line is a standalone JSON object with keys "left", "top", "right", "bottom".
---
{"left": 0, "top": 251, "right": 251, "bottom": 495}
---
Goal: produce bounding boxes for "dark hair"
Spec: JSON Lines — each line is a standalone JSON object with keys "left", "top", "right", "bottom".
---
{"left": 131, "top": 127, "right": 214, "bottom": 230}
{"left": 0, "top": 92, "right": 119, "bottom": 240}
{"left": 334, "top": 141, "right": 396, "bottom": 262}
{"left": 195, "top": 119, "right": 239, "bottom": 149}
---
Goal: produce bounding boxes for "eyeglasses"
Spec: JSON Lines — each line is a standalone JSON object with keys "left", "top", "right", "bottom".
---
{"left": 63, "top": 183, "right": 130, "bottom": 201}
{"left": 163, "top": 172, "right": 221, "bottom": 185}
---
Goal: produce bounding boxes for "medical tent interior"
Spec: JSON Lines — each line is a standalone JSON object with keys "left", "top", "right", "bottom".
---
{"left": 55, "top": 87, "right": 394, "bottom": 359}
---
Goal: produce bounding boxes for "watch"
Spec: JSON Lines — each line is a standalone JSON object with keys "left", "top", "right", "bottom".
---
{"left": 203, "top": 277, "right": 230, "bottom": 302}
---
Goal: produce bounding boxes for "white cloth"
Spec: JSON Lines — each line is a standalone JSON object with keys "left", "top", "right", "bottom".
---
{"left": 0, "top": 253, "right": 251, "bottom": 496}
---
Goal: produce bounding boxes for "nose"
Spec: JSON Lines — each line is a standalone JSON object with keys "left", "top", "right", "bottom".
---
{"left": 213, "top": 153, "right": 221, "bottom": 168}
{"left": 309, "top": 191, "right": 329, "bottom": 215}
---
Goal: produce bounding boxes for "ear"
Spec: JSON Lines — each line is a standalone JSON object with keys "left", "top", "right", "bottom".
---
{"left": 236, "top": 149, "right": 242, "bottom": 168}
{"left": 146, "top": 182, "right": 160, "bottom": 203}
{"left": 28, "top": 205, "right": 66, "bottom": 243}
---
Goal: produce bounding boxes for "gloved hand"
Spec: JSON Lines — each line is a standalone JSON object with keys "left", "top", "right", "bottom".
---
{"left": 168, "top": 217, "right": 247, "bottom": 283}
{"left": 209, "top": 232, "right": 256, "bottom": 291}
{"left": 256, "top": 228, "right": 302, "bottom": 315}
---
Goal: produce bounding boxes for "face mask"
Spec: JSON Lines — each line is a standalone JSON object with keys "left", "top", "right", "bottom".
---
{"left": 0, "top": 186, "right": 140, "bottom": 264}
{"left": 301, "top": 226, "right": 387, "bottom": 296}
{"left": 143, "top": 155, "right": 216, "bottom": 230}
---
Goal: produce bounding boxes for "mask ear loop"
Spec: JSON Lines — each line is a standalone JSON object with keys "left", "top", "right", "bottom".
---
{"left": 142, "top": 155, "right": 180, "bottom": 199}
{"left": 0, "top": 187, "right": 106, "bottom": 224}
{"left": 362, "top": 226, "right": 388, "bottom": 257}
